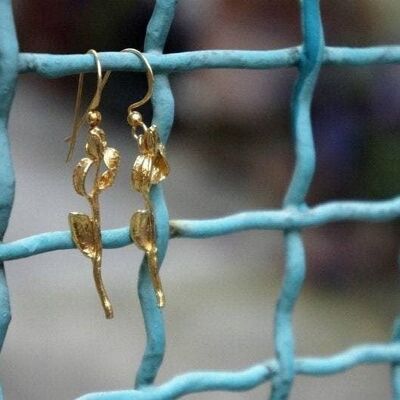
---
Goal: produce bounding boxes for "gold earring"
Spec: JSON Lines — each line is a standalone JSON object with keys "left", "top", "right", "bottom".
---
{"left": 66, "top": 49, "right": 120, "bottom": 319}
{"left": 123, "top": 48, "right": 170, "bottom": 308}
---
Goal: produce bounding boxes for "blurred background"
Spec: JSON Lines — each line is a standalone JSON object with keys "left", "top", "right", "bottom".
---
{"left": 0, "top": 0, "right": 399, "bottom": 399}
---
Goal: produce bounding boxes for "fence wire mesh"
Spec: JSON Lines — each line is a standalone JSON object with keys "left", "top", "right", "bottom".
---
{"left": 0, "top": 0, "right": 399, "bottom": 399}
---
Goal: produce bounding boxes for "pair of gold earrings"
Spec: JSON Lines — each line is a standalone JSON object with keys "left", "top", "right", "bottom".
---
{"left": 65, "top": 49, "right": 169, "bottom": 319}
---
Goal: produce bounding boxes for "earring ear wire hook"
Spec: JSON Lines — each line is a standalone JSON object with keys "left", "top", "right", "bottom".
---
{"left": 66, "top": 49, "right": 153, "bottom": 162}
{"left": 65, "top": 49, "right": 111, "bottom": 162}
{"left": 121, "top": 48, "right": 154, "bottom": 112}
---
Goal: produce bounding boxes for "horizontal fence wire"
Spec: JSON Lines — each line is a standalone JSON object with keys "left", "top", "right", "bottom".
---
{"left": 76, "top": 343, "right": 400, "bottom": 400}
{"left": 1, "top": 198, "right": 400, "bottom": 261}
{"left": 0, "top": 0, "right": 399, "bottom": 399}
{"left": 18, "top": 47, "right": 400, "bottom": 77}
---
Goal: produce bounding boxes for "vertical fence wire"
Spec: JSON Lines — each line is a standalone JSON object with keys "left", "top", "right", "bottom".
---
{"left": 0, "top": 0, "right": 399, "bottom": 399}
{"left": 271, "top": 1, "right": 325, "bottom": 399}
{"left": 134, "top": 0, "right": 177, "bottom": 389}
{"left": 0, "top": 2, "right": 18, "bottom": 399}
{"left": 392, "top": 318, "right": 400, "bottom": 399}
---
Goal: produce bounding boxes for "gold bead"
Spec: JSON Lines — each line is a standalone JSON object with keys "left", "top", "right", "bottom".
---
{"left": 127, "top": 111, "right": 143, "bottom": 127}
{"left": 87, "top": 110, "right": 102, "bottom": 127}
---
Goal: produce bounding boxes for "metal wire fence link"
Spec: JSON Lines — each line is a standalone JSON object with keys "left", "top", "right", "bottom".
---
{"left": 0, "top": 0, "right": 399, "bottom": 398}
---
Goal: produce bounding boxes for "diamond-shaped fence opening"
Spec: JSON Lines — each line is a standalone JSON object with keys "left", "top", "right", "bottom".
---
{"left": 0, "top": 0, "right": 399, "bottom": 399}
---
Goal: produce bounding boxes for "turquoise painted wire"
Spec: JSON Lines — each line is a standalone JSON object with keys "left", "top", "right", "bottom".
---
{"left": 393, "top": 318, "right": 400, "bottom": 398}
{"left": 271, "top": 1, "right": 324, "bottom": 398}
{"left": 133, "top": 0, "right": 176, "bottom": 389}
{"left": 0, "top": 198, "right": 399, "bottom": 261}
{"left": 75, "top": 344, "right": 400, "bottom": 400}
{"left": 0, "top": 0, "right": 399, "bottom": 398}
{"left": 0, "top": 0, "right": 18, "bottom": 398}
{"left": 18, "top": 46, "right": 400, "bottom": 77}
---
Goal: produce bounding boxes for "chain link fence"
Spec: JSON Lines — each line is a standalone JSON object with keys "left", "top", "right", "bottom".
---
{"left": 0, "top": 0, "right": 399, "bottom": 398}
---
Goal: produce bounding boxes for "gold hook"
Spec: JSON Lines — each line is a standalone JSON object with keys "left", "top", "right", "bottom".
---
{"left": 66, "top": 49, "right": 111, "bottom": 162}
{"left": 122, "top": 48, "right": 154, "bottom": 113}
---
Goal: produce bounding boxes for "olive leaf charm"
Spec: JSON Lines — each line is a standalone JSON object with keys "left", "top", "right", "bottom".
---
{"left": 69, "top": 110, "right": 120, "bottom": 319}
{"left": 128, "top": 110, "right": 169, "bottom": 308}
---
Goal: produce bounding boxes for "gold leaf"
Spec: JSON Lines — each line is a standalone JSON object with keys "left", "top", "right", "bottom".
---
{"left": 72, "top": 158, "right": 94, "bottom": 197}
{"left": 137, "top": 125, "right": 159, "bottom": 155}
{"left": 98, "top": 147, "right": 120, "bottom": 191}
{"left": 144, "top": 125, "right": 158, "bottom": 154}
{"left": 137, "top": 131, "right": 148, "bottom": 154}
{"left": 130, "top": 210, "right": 155, "bottom": 253}
{"left": 86, "top": 127, "right": 106, "bottom": 161}
{"left": 68, "top": 212, "right": 96, "bottom": 259}
{"left": 132, "top": 154, "right": 153, "bottom": 193}
{"left": 151, "top": 146, "right": 170, "bottom": 185}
